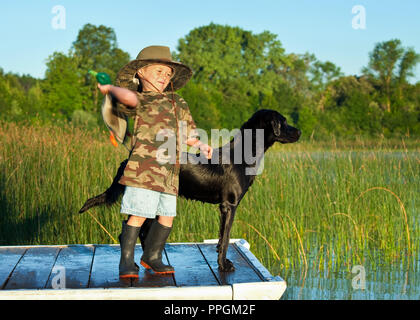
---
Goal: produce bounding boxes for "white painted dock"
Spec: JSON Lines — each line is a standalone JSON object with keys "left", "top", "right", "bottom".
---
{"left": 0, "top": 239, "right": 286, "bottom": 300}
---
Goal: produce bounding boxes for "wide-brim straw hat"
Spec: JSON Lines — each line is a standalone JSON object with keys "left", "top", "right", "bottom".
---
{"left": 115, "top": 45, "right": 192, "bottom": 92}
{"left": 102, "top": 46, "right": 192, "bottom": 144}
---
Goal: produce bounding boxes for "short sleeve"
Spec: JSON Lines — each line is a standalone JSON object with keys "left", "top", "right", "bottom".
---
{"left": 112, "top": 95, "right": 138, "bottom": 117}
{"left": 177, "top": 96, "right": 199, "bottom": 141}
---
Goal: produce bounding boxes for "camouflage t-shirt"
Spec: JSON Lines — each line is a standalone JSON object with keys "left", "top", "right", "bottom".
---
{"left": 116, "top": 91, "right": 198, "bottom": 196}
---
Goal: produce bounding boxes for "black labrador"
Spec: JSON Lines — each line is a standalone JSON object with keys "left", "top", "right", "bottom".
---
{"left": 79, "top": 109, "right": 301, "bottom": 272}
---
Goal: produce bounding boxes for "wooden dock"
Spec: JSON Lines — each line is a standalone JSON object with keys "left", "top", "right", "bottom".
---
{"left": 0, "top": 239, "right": 286, "bottom": 300}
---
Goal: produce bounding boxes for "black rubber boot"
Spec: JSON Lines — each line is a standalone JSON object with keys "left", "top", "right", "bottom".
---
{"left": 118, "top": 220, "right": 140, "bottom": 278}
{"left": 139, "top": 218, "right": 155, "bottom": 251}
{"left": 140, "top": 220, "right": 174, "bottom": 274}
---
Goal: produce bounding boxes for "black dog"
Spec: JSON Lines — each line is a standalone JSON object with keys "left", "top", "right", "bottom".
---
{"left": 79, "top": 109, "right": 300, "bottom": 272}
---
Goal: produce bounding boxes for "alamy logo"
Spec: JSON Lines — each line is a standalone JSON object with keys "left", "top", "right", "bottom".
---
{"left": 155, "top": 122, "right": 265, "bottom": 175}
{"left": 352, "top": 5, "right": 366, "bottom": 30}
{"left": 351, "top": 265, "right": 366, "bottom": 290}
{"left": 51, "top": 5, "right": 66, "bottom": 30}
{"left": 51, "top": 265, "right": 66, "bottom": 289}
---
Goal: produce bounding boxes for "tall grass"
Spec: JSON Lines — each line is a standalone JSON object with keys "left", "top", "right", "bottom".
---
{"left": 0, "top": 121, "right": 418, "bottom": 278}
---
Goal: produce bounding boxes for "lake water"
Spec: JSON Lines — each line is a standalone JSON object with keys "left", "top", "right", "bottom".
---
{"left": 280, "top": 253, "right": 420, "bottom": 300}
{"left": 274, "top": 149, "right": 419, "bottom": 300}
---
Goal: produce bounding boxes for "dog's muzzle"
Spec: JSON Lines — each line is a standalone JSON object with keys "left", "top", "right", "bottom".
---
{"left": 278, "top": 126, "right": 301, "bottom": 143}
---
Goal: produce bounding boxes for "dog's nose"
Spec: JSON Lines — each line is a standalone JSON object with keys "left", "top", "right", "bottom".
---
{"left": 297, "top": 129, "right": 301, "bottom": 137}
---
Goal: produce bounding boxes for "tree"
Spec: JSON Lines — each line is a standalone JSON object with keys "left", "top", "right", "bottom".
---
{"left": 71, "top": 24, "right": 129, "bottom": 73}
{"left": 41, "top": 52, "right": 85, "bottom": 119}
{"left": 178, "top": 82, "right": 221, "bottom": 132}
{"left": 308, "top": 56, "right": 343, "bottom": 92}
{"left": 397, "top": 48, "right": 420, "bottom": 101}
{"left": 71, "top": 24, "right": 130, "bottom": 109}
{"left": 39, "top": 24, "right": 131, "bottom": 120}
{"left": 0, "top": 69, "right": 29, "bottom": 120}
{"left": 318, "top": 75, "right": 381, "bottom": 136}
{"left": 176, "top": 23, "right": 311, "bottom": 129}
{"left": 362, "top": 39, "right": 419, "bottom": 112}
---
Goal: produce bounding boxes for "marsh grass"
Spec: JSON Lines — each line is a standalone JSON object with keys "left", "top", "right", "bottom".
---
{"left": 0, "top": 121, "right": 418, "bottom": 278}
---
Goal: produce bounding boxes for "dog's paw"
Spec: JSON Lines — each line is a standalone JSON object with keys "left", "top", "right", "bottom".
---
{"left": 218, "top": 259, "right": 235, "bottom": 272}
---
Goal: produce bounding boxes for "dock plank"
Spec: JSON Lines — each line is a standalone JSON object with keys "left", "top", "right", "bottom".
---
{"left": 132, "top": 245, "right": 176, "bottom": 288}
{"left": 197, "top": 243, "right": 263, "bottom": 285}
{"left": 164, "top": 244, "right": 219, "bottom": 287}
{"left": 4, "top": 247, "right": 60, "bottom": 290}
{"left": 0, "top": 247, "right": 27, "bottom": 289}
{"left": 89, "top": 245, "right": 131, "bottom": 288}
{"left": 45, "top": 245, "right": 95, "bottom": 289}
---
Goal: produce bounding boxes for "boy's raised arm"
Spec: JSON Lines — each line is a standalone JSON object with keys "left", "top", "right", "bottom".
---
{"left": 97, "top": 84, "right": 138, "bottom": 108}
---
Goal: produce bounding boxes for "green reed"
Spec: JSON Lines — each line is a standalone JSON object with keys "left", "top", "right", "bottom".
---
{"left": 0, "top": 121, "right": 418, "bottom": 278}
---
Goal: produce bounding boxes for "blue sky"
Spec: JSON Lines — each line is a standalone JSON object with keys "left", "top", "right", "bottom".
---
{"left": 1, "top": 0, "right": 419, "bottom": 82}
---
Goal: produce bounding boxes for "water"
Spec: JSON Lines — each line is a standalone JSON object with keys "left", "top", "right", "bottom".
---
{"left": 280, "top": 253, "right": 420, "bottom": 300}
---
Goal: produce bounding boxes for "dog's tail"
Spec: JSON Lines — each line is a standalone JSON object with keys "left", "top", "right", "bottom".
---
{"left": 79, "top": 159, "right": 128, "bottom": 214}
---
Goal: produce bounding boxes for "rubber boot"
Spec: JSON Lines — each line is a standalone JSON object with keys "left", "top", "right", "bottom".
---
{"left": 140, "top": 220, "right": 174, "bottom": 274}
{"left": 118, "top": 220, "right": 140, "bottom": 278}
{"left": 139, "top": 218, "right": 155, "bottom": 251}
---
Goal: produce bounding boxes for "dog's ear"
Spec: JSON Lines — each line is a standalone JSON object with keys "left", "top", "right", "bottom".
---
{"left": 271, "top": 119, "right": 281, "bottom": 136}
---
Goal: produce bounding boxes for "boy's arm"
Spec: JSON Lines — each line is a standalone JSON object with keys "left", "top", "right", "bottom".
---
{"left": 97, "top": 84, "right": 137, "bottom": 107}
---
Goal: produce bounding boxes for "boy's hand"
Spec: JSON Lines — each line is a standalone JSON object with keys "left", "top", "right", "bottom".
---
{"left": 187, "top": 138, "right": 213, "bottom": 160}
{"left": 97, "top": 83, "right": 111, "bottom": 95}
{"left": 199, "top": 143, "right": 213, "bottom": 160}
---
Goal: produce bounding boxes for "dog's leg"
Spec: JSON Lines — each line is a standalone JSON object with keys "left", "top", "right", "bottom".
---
{"left": 217, "top": 202, "right": 237, "bottom": 272}
{"left": 217, "top": 209, "right": 227, "bottom": 253}
{"left": 217, "top": 193, "right": 245, "bottom": 252}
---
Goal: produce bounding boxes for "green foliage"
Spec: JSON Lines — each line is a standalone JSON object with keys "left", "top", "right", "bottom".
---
{"left": 42, "top": 52, "right": 86, "bottom": 119}
{"left": 71, "top": 23, "right": 131, "bottom": 112}
{"left": 295, "top": 105, "right": 317, "bottom": 139}
{"left": 176, "top": 23, "right": 314, "bottom": 131}
{"left": 0, "top": 24, "right": 419, "bottom": 138}
{"left": 178, "top": 81, "right": 221, "bottom": 132}
{"left": 71, "top": 109, "right": 98, "bottom": 128}
{"left": 362, "top": 39, "right": 420, "bottom": 113}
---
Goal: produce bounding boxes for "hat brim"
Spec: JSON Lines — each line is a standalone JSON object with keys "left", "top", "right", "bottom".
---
{"left": 115, "top": 59, "right": 192, "bottom": 92}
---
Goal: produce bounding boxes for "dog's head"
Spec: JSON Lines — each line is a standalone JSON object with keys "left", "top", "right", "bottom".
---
{"left": 269, "top": 111, "right": 301, "bottom": 144}
{"left": 243, "top": 109, "right": 301, "bottom": 145}
{"left": 246, "top": 109, "right": 301, "bottom": 144}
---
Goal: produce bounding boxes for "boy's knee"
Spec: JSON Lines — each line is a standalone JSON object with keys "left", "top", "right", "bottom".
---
{"left": 158, "top": 216, "right": 174, "bottom": 228}
{"left": 127, "top": 215, "right": 146, "bottom": 227}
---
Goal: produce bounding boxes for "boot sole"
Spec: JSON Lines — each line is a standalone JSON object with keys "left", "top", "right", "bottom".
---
{"left": 119, "top": 273, "right": 139, "bottom": 279}
{"left": 140, "top": 261, "right": 175, "bottom": 274}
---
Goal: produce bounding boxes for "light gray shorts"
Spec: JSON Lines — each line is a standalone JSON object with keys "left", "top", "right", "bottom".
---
{"left": 120, "top": 186, "right": 177, "bottom": 218}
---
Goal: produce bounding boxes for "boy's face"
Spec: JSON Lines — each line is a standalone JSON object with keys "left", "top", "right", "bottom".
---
{"left": 137, "top": 64, "right": 173, "bottom": 92}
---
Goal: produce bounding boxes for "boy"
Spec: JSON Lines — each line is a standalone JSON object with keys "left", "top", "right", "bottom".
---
{"left": 97, "top": 45, "right": 212, "bottom": 278}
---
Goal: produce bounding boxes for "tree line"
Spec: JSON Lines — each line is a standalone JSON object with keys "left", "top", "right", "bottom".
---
{"left": 1, "top": 23, "right": 419, "bottom": 139}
